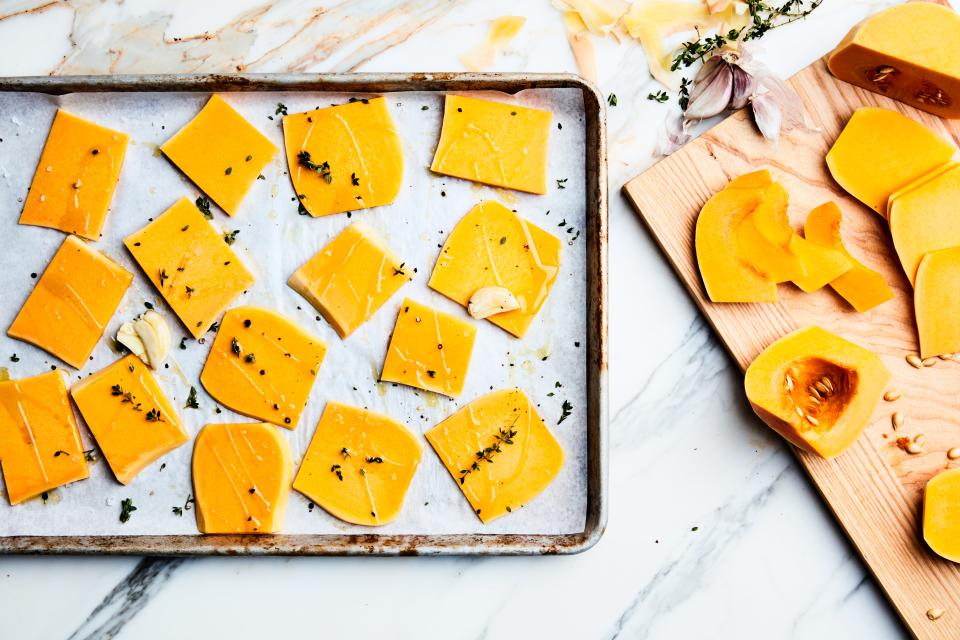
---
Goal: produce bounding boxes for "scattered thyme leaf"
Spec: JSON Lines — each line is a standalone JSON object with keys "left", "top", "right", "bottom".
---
{"left": 119, "top": 498, "right": 137, "bottom": 523}
{"left": 647, "top": 90, "right": 669, "bottom": 103}
{"left": 607, "top": 93, "right": 618, "bottom": 107}
{"left": 224, "top": 229, "right": 239, "bottom": 245}
{"left": 559, "top": 400, "right": 573, "bottom": 424}
{"left": 185, "top": 386, "right": 199, "bottom": 409}
{"left": 195, "top": 195, "right": 212, "bottom": 219}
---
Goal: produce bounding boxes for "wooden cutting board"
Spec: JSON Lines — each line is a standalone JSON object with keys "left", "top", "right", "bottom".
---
{"left": 624, "top": 51, "right": 960, "bottom": 640}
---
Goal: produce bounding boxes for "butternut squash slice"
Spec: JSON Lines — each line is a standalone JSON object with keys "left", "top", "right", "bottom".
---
{"left": 914, "top": 246, "right": 960, "bottom": 359}
{"left": 804, "top": 202, "right": 893, "bottom": 312}
{"left": 826, "top": 107, "right": 955, "bottom": 215}
{"left": 744, "top": 326, "right": 889, "bottom": 459}
{"left": 924, "top": 468, "right": 960, "bottom": 563}
{"left": 829, "top": 2, "right": 960, "bottom": 119}
{"left": 889, "top": 163, "right": 960, "bottom": 285}
{"left": 193, "top": 422, "right": 292, "bottom": 534}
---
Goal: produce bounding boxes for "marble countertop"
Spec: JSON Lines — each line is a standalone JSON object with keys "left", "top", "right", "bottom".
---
{"left": 0, "top": 1, "right": 932, "bottom": 638}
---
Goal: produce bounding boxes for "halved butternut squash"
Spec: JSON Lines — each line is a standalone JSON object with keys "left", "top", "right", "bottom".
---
{"left": 924, "top": 468, "right": 960, "bottom": 563}
{"left": 744, "top": 326, "right": 889, "bottom": 459}
{"left": 889, "top": 163, "right": 960, "bottom": 285}
{"left": 915, "top": 246, "right": 960, "bottom": 359}
{"left": 828, "top": 2, "right": 960, "bottom": 119}
{"left": 804, "top": 202, "right": 894, "bottom": 312}
{"left": 826, "top": 107, "right": 955, "bottom": 215}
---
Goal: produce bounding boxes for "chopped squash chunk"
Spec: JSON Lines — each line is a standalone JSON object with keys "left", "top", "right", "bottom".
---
{"left": 826, "top": 107, "right": 955, "bottom": 215}
{"left": 890, "top": 164, "right": 960, "bottom": 285}
{"left": 200, "top": 307, "right": 326, "bottom": 430}
{"left": 287, "top": 221, "right": 410, "bottom": 338}
{"left": 380, "top": 298, "right": 476, "bottom": 397}
{"left": 8, "top": 235, "right": 132, "bottom": 368}
{"left": 915, "top": 246, "right": 960, "bottom": 360}
{"left": 161, "top": 94, "right": 277, "bottom": 216}
{"left": 431, "top": 95, "right": 552, "bottom": 194}
{"left": 429, "top": 201, "right": 561, "bottom": 338}
{"left": 293, "top": 402, "right": 422, "bottom": 526}
{"left": 192, "top": 422, "right": 292, "bottom": 534}
{"left": 70, "top": 355, "right": 189, "bottom": 484}
{"left": 0, "top": 370, "right": 89, "bottom": 505}
{"left": 19, "top": 110, "right": 129, "bottom": 240}
{"left": 425, "top": 388, "right": 564, "bottom": 523}
{"left": 124, "top": 197, "right": 255, "bottom": 338}
{"left": 924, "top": 468, "right": 960, "bottom": 563}
{"left": 804, "top": 202, "right": 893, "bottom": 312}
{"left": 283, "top": 97, "right": 403, "bottom": 217}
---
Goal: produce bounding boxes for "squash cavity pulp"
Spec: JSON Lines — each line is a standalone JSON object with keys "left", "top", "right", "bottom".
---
{"left": 744, "top": 326, "right": 890, "bottom": 459}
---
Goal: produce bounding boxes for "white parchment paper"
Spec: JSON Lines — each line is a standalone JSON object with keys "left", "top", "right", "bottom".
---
{"left": 0, "top": 87, "right": 587, "bottom": 536}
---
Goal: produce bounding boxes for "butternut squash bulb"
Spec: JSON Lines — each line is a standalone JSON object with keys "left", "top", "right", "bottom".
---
{"left": 889, "top": 163, "right": 960, "bottom": 285}
{"left": 744, "top": 326, "right": 890, "bottom": 459}
{"left": 826, "top": 107, "right": 956, "bottom": 216}
{"left": 924, "top": 468, "right": 960, "bottom": 563}
{"left": 803, "top": 202, "right": 894, "bottom": 312}
{"left": 915, "top": 246, "right": 960, "bottom": 360}
{"left": 828, "top": 2, "right": 960, "bottom": 119}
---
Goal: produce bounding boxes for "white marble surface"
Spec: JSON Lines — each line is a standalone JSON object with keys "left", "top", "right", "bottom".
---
{"left": 0, "top": 1, "right": 935, "bottom": 638}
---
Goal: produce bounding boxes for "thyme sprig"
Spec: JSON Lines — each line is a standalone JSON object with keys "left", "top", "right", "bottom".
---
{"left": 297, "top": 150, "right": 332, "bottom": 184}
{"left": 458, "top": 419, "right": 519, "bottom": 485}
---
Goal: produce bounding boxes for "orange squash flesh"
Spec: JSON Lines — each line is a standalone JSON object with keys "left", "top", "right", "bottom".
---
{"left": 803, "top": 202, "right": 893, "bottom": 312}
{"left": 19, "top": 110, "right": 129, "bottom": 240}
{"left": 828, "top": 2, "right": 960, "bottom": 119}
{"left": 889, "top": 164, "right": 960, "bottom": 286}
{"left": 826, "top": 107, "right": 955, "bottom": 215}
{"left": 0, "top": 371, "right": 89, "bottom": 505}
{"left": 914, "top": 246, "right": 960, "bottom": 360}
{"left": 192, "top": 422, "right": 292, "bottom": 534}
{"left": 744, "top": 326, "right": 889, "bottom": 459}
{"left": 695, "top": 170, "right": 778, "bottom": 303}
{"left": 924, "top": 468, "right": 960, "bottom": 563}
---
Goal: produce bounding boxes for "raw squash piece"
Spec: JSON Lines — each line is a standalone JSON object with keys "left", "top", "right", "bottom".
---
{"left": 19, "top": 110, "right": 129, "bottom": 240}
{"left": 431, "top": 95, "right": 552, "bottom": 194}
{"left": 124, "top": 198, "right": 255, "bottom": 338}
{"left": 293, "top": 402, "right": 423, "bottom": 526}
{"left": 429, "top": 201, "right": 561, "bottom": 338}
{"left": 200, "top": 307, "right": 326, "bottom": 430}
{"left": 885, "top": 161, "right": 959, "bottom": 220}
{"left": 924, "top": 468, "right": 960, "bottom": 563}
{"left": 283, "top": 97, "right": 403, "bottom": 218}
{"left": 287, "top": 221, "right": 410, "bottom": 339}
{"left": 915, "top": 246, "right": 960, "bottom": 359}
{"left": 380, "top": 298, "right": 476, "bottom": 397}
{"left": 695, "top": 170, "right": 778, "bottom": 303}
{"left": 828, "top": 2, "right": 960, "bottom": 119}
{"left": 0, "top": 371, "right": 89, "bottom": 505}
{"left": 425, "top": 388, "right": 563, "bottom": 523}
{"left": 161, "top": 94, "right": 277, "bottom": 216}
{"left": 890, "top": 164, "right": 960, "bottom": 285}
{"left": 70, "top": 355, "right": 189, "bottom": 484}
{"left": 8, "top": 235, "right": 132, "bottom": 368}
{"left": 192, "top": 422, "right": 292, "bottom": 534}
{"left": 744, "top": 326, "right": 889, "bottom": 459}
{"left": 804, "top": 202, "right": 893, "bottom": 312}
{"left": 826, "top": 107, "right": 955, "bottom": 215}
{"left": 787, "top": 235, "right": 852, "bottom": 294}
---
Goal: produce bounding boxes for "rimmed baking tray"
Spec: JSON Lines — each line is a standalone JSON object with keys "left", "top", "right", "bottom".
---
{"left": 0, "top": 73, "right": 607, "bottom": 555}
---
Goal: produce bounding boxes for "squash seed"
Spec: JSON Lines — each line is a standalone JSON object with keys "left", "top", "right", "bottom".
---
{"left": 784, "top": 375, "right": 794, "bottom": 392}
{"left": 948, "top": 448, "right": 960, "bottom": 461}
{"left": 805, "top": 415, "right": 819, "bottom": 426}
{"left": 914, "top": 434, "right": 926, "bottom": 446}
{"left": 906, "top": 442, "right": 924, "bottom": 455}
{"left": 892, "top": 412, "right": 904, "bottom": 430}
{"left": 795, "top": 406, "right": 805, "bottom": 418}
{"left": 906, "top": 355, "right": 923, "bottom": 369}
{"left": 883, "top": 390, "right": 901, "bottom": 402}
{"left": 927, "top": 608, "right": 945, "bottom": 621}
{"left": 820, "top": 376, "right": 834, "bottom": 393}
{"left": 808, "top": 385, "right": 821, "bottom": 399}
{"left": 922, "top": 357, "right": 939, "bottom": 368}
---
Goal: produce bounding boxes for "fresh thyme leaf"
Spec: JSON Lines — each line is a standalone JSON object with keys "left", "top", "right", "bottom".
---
{"left": 647, "top": 90, "right": 669, "bottom": 103}
{"left": 185, "top": 285, "right": 195, "bottom": 298}
{"left": 331, "top": 464, "right": 343, "bottom": 481}
{"left": 111, "top": 384, "right": 123, "bottom": 396}
{"left": 195, "top": 195, "right": 212, "bottom": 219}
{"left": 83, "top": 449, "right": 97, "bottom": 462}
{"left": 224, "top": 229, "right": 239, "bottom": 245}
{"left": 172, "top": 506, "right": 183, "bottom": 516}
{"left": 297, "top": 150, "right": 332, "bottom": 183}
{"left": 185, "top": 386, "right": 199, "bottom": 409}
{"left": 351, "top": 172, "right": 360, "bottom": 186}
{"left": 146, "top": 408, "right": 163, "bottom": 422}
{"left": 231, "top": 337, "right": 241, "bottom": 357}
{"left": 556, "top": 178, "right": 568, "bottom": 189}
{"left": 275, "top": 102, "right": 288, "bottom": 116}
{"left": 244, "top": 353, "right": 256, "bottom": 364}
{"left": 179, "top": 337, "right": 187, "bottom": 350}
{"left": 297, "top": 200, "right": 310, "bottom": 216}
{"left": 9, "top": 353, "right": 19, "bottom": 362}
{"left": 119, "top": 498, "right": 137, "bottom": 523}
{"left": 607, "top": 93, "right": 618, "bottom": 107}
{"left": 678, "top": 77, "right": 692, "bottom": 111}
{"left": 559, "top": 400, "right": 573, "bottom": 424}
{"left": 366, "top": 456, "right": 383, "bottom": 464}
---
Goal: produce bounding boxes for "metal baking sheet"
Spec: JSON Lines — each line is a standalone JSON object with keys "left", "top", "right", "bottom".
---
{"left": 0, "top": 73, "right": 607, "bottom": 555}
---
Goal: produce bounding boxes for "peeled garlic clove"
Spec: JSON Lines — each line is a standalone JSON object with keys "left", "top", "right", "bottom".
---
{"left": 751, "top": 92, "right": 782, "bottom": 143}
{"left": 467, "top": 286, "right": 520, "bottom": 319}
{"left": 116, "top": 321, "right": 147, "bottom": 364}
{"left": 133, "top": 311, "right": 170, "bottom": 369}
{"left": 685, "top": 60, "right": 733, "bottom": 120}
{"left": 729, "top": 65, "right": 755, "bottom": 110}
